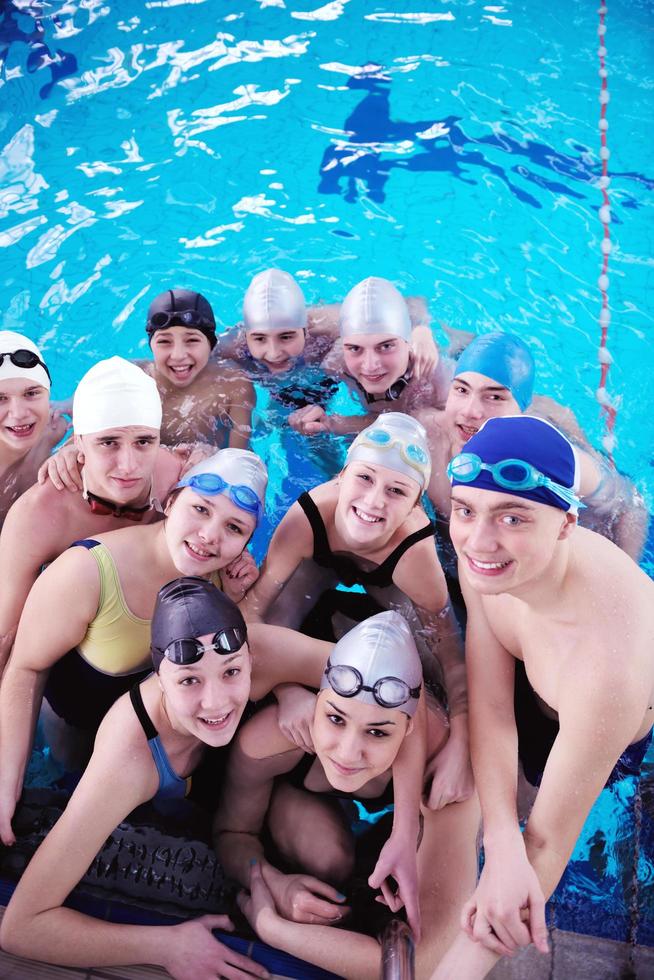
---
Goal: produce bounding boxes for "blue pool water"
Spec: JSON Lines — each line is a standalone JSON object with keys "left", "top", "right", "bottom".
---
{"left": 2, "top": 0, "right": 653, "bottom": 955}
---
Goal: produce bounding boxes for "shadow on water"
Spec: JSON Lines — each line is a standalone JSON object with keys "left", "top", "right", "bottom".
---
{"left": 318, "top": 67, "right": 654, "bottom": 209}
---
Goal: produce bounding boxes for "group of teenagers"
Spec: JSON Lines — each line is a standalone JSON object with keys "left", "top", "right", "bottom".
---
{"left": 0, "top": 269, "right": 651, "bottom": 980}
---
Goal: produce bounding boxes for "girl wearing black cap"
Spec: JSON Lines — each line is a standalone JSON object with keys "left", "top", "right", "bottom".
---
{"left": 0, "top": 578, "right": 271, "bottom": 980}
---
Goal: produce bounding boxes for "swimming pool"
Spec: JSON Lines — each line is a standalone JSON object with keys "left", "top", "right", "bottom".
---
{"left": 1, "top": 0, "right": 653, "bottom": 957}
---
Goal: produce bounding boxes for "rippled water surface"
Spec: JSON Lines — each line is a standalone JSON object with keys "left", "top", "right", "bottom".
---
{"left": 2, "top": 0, "right": 653, "bottom": 952}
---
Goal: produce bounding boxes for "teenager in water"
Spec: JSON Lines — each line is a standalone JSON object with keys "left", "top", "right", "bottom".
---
{"left": 0, "top": 447, "right": 267, "bottom": 845}
{"left": 216, "top": 612, "right": 480, "bottom": 979}
{"left": 0, "top": 577, "right": 270, "bottom": 980}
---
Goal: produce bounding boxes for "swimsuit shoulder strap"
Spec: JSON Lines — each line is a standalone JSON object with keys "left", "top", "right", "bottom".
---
{"left": 297, "top": 491, "right": 330, "bottom": 562}
{"left": 70, "top": 538, "right": 101, "bottom": 550}
{"left": 129, "top": 682, "right": 158, "bottom": 741}
{"left": 372, "top": 521, "right": 436, "bottom": 581}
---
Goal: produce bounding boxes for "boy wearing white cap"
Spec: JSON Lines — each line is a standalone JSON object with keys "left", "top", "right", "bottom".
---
{"left": 0, "top": 331, "right": 68, "bottom": 526}
{"left": 0, "top": 357, "right": 184, "bottom": 676}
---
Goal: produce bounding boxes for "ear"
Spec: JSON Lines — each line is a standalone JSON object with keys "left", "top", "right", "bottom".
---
{"left": 404, "top": 716, "right": 414, "bottom": 737}
{"left": 558, "top": 512, "right": 577, "bottom": 540}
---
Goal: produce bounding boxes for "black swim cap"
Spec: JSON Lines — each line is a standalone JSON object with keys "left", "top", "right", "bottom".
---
{"left": 146, "top": 289, "right": 217, "bottom": 349}
{"left": 150, "top": 577, "right": 247, "bottom": 672}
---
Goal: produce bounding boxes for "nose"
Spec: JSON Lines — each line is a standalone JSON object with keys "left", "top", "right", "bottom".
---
{"left": 198, "top": 514, "right": 224, "bottom": 549}
{"left": 169, "top": 338, "right": 186, "bottom": 361}
{"left": 6, "top": 397, "right": 32, "bottom": 421}
{"left": 362, "top": 480, "right": 386, "bottom": 511}
{"left": 462, "top": 395, "right": 485, "bottom": 421}
{"left": 115, "top": 444, "right": 138, "bottom": 475}
{"left": 199, "top": 675, "right": 228, "bottom": 711}
{"left": 266, "top": 338, "right": 282, "bottom": 360}
{"left": 465, "top": 515, "right": 498, "bottom": 554}
{"left": 361, "top": 349, "right": 381, "bottom": 373}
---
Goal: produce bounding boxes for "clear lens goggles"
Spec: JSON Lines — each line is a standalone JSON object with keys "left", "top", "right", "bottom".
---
{"left": 447, "top": 452, "right": 583, "bottom": 509}
{"left": 176, "top": 473, "right": 262, "bottom": 522}
{"left": 325, "top": 660, "right": 421, "bottom": 709}
{"left": 0, "top": 349, "right": 51, "bottom": 383}
{"left": 358, "top": 428, "right": 429, "bottom": 476}
{"left": 160, "top": 626, "right": 247, "bottom": 665}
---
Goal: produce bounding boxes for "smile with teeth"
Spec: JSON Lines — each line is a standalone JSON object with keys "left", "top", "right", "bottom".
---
{"left": 6, "top": 423, "right": 35, "bottom": 436}
{"left": 185, "top": 541, "right": 215, "bottom": 559}
{"left": 353, "top": 506, "right": 383, "bottom": 524}
{"left": 458, "top": 423, "right": 479, "bottom": 436}
{"left": 468, "top": 556, "right": 512, "bottom": 570}
{"left": 198, "top": 712, "right": 231, "bottom": 727}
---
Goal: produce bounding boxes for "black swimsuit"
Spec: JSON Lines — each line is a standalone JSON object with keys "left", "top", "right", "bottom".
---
{"left": 297, "top": 491, "right": 435, "bottom": 589}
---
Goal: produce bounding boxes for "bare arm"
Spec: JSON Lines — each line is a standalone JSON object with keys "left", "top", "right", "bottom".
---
{"left": 225, "top": 376, "right": 255, "bottom": 450}
{"left": 0, "top": 548, "right": 99, "bottom": 844}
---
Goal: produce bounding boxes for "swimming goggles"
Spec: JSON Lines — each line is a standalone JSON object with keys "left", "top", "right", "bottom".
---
{"left": 176, "top": 473, "right": 262, "bottom": 522}
{"left": 0, "top": 349, "right": 51, "bottom": 383}
{"left": 447, "top": 452, "right": 583, "bottom": 509}
{"left": 324, "top": 659, "right": 421, "bottom": 710}
{"left": 83, "top": 488, "right": 152, "bottom": 521}
{"left": 161, "top": 626, "right": 247, "bottom": 665}
{"left": 356, "top": 428, "right": 429, "bottom": 477}
{"left": 146, "top": 309, "right": 213, "bottom": 333}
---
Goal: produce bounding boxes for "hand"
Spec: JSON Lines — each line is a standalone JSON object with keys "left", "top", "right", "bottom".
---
{"left": 289, "top": 405, "right": 331, "bottom": 435}
{"left": 0, "top": 785, "right": 18, "bottom": 846}
{"left": 274, "top": 685, "right": 316, "bottom": 754}
{"left": 263, "top": 862, "right": 350, "bottom": 926}
{"left": 164, "top": 915, "right": 270, "bottom": 980}
{"left": 424, "top": 725, "right": 475, "bottom": 811}
{"left": 409, "top": 325, "right": 438, "bottom": 380}
{"left": 221, "top": 551, "right": 259, "bottom": 602}
{"left": 173, "top": 443, "right": 214, "bottom": 475}
{"left": 461, "top": 846, "right": 549, "bottom": 958}
{"left": 37, "top": 443, "right": 83, "bottom": 492}
{"left": 368, "top": 822, "right": 421, "bottom": 941}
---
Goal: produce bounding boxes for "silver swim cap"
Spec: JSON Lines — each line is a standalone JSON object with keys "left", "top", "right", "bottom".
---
{"left": 0, "top": 331, "right": 51, "bottom": 391}
{"left": 339, "top": 277, "right": 411, "bottom": 341}
{"left": 243, "top": 269, "right": 307, "bottom": 333}
{"left": 73, "top": 357, "right": 162, "bottom": 435}
{"left": 176, "top": 448, "right": 268, "bottom": 521}
{"left": 320, "top": 611, "right": 422, "bottom": 718}
{"left": 346, "top": 412, "right": 431, "bottom": 490}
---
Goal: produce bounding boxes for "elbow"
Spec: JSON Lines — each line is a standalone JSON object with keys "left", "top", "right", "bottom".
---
{"left": 1, "top": 902, "right": 33, "bottom": 958}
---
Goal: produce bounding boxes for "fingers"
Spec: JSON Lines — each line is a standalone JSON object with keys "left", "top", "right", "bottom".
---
{"left": 401, "top": 882, "right": 422, "bottom": 943}
{"left": 302, "top": 877, "right": 348, "bottom": 904}
{"left": 471, "top": 913, "right": 516, "bottom": 958}
{"left": 0, "top": 821, "right": 16, "bottom": 847}
{"left": 378, "top": 878, "right": 402, "bottom": 914}
{"left": 202, "top": 913, "right": 234, "bottom": 932}
{"left": 297, "top": 892, "right": 349, "bottom": 924}
{"left": 528, "top": 893, "right": 550, "bottom": 954}
{"left": 461, "top": 898, "right": 476, "bottom": 936}
{"left": 219, "top": 946, "right": 271, "bottom": 980}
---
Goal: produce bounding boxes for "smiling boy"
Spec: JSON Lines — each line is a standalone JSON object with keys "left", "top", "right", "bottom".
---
{"left": 430, "top": 415, "right": 654, "bottom": 979}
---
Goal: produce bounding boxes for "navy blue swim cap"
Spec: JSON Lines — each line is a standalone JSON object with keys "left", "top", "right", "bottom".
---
{"left": 146, "top": 289, "right": 217, "bottom": 349}
{"left": 151, "top": 577, "right": 246, "bottom": 672}
{"left": 454, "top": 333, "right": 535, "bottom": 410}
{"left": 449, "top": 416, "right": 581, "bottom": 513}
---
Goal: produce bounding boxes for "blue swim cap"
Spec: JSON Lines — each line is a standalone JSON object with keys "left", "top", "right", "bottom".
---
{"left": 449, "top": 416, "right": 582, "bottom": 513}
{"left": 454, "top": 333, "right": 535, "bottom": 410}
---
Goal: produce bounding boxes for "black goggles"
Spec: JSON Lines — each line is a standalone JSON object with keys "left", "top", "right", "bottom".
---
{"left": 158, "top": 626, "right": 247, "bottom": 666}
{"left": 0, "top": 349, "right": 51, "bottom": 383}
{"left": 146, "top": 310, "right": 214, "bottom": 334}
{"left": 325, "top": 661, "right": 421, "bottom": 709}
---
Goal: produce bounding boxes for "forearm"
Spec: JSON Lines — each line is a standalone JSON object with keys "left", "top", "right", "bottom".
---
{"left": 0, "top": 665, "right": 47, "bottom": 802}
{"left": 429, "top": 605, "right": 468, "bottom": 718}
{"left": 256, "top": 908, "right": 379, "bottom": 980}
{"left": 392, "top": 695, "right": 425, "bottom": 836}
{"left": 215, "top": 829, "right": 267, "bottom": 888}
{"left": 0, "top": 631, "right": 16, "bottom": 677}
{"left": 472, "top": 714, "right": 520, "bottom": 846}
{"left": 326, "top": 412, "right": 372, "bottom": 436}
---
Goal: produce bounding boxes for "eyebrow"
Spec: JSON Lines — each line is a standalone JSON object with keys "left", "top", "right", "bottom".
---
{"left": 326, "top": 699, "right": 396, "bottom": 726}
{"left": 451, "top": 493, "right": 535, "bottom": 512}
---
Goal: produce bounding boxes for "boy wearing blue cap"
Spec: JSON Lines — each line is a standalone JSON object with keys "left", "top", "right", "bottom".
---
{"left": 430, "top": 415, "right": 654, "bottom": 979}
{"left": 417, "top": 332, "right": 647, "bottom": 561}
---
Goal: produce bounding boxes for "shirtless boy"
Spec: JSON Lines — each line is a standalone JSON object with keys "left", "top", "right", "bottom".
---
{"left": 136, "top": 287, "right": 254, "bottom": 447}
{"left": 430, "top": 415, "right": 654, "bottom": 979}
{"left": 0, "top": 331, "right": 68, "bottom": 527}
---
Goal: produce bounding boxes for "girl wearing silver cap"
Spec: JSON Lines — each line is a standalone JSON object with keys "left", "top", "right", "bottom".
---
{"left": 242, "top": 412, "right": 470, "bottom": 812}
{"left": 0, "top": 448, "right": 267, "bottom": 847}
{"left": 215, "top": 612, "right": 479, "bottom": 979}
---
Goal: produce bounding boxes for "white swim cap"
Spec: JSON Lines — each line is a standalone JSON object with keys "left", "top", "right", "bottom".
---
{"left": 243, "top": 269, "right": 307, "bottom": 333}
{"left": 339, "top": 277, "right": 411, "bottom": 341}
{"left": 320, "top": 611, "right": 422, "bottom": 718}
{"left": 176, "top": 448, "right": 268, "bottom": 521}
{"left": 0, "top": 331, "right": 51, "bottom": 390}
{"left": 73, "top": 357, "right": 162, "bottom": 435}
{"left": 346, "top": 412, "right": 431, "bottom": 490}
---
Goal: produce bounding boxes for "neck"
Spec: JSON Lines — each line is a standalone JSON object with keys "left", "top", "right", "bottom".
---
{"left": 0, "top": 442, "right": 33, "bottom": 469}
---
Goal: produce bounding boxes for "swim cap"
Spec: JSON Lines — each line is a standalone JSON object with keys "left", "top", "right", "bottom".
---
{"left": 339, "top": 277, "right": 411, "bottom": 341}
{"left": 449, "top": 415, "right": 582, "bottom": 514}
{"left": 0, "top": 331, "right": 51, "bottom": 390}
{"left": 73, "top": 356, "right": 162, "bottom": 435}
{"left": 243, "top": 269, "right": 307, "bottom": 333}
{"left": 346, "top": 412, "right": 431, "bottom": 490}
{"left": 320, "top": 611, "right": 422, "bottom": 718}
{"left": 176, "top": 448, "right": 268, "bottom": 521}
{"left": 151, "top": 576, "right": 247, "bottom": 672}
{"left": 146, "top": 289, "right": 217, "bottom": 349}
{"left": 454, "top": 333, "right": 535, "bottom": 411}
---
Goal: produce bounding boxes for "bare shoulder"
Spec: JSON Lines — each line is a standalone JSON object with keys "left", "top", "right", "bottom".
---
{"left": 238, "top": 704, "right": 299, "bottom": 762}
{"left": 2, "top": 480, "right": 75, "bottom": 564}
{"left": 573, "top": 528, "right": 654, "bottom": 625}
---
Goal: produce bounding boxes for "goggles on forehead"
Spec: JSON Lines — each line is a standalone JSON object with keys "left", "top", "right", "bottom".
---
{"left": 356, "top": 428, "right": 429, "bottom": 477}
{"left": 176, "top": 472, "right": 262, "bottom": 522}
{"left": 325, "top": 660, "right": 421, "bottom": 710}
{"left": 147, "top": 309, "right": 213, "bottom": 333}
{"left": 0, "top": 349, "right": 51, "bottom": 383}
{"left": 158, "top": 626, "right": 247, "bottom": 666}
{"left": 447, "top": 452, "right": 584, "bottom": 510}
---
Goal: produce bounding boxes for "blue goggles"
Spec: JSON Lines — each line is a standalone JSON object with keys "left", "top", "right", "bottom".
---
{"left": 447, "top": 452, "right": 584, "bottom": 510}
{"left": 176, "top": 473, "right": 263, "bottom": 522}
